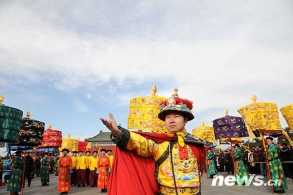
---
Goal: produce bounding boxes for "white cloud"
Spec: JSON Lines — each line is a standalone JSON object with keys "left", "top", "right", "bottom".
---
{"left": 72, "top": 99, "right": 88, "bottom": 112}
{"left": 0, "top": 0, "right": 292, "bottom": 132}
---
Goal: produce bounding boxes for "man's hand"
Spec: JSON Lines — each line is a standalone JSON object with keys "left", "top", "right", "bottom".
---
{"left": 100, "top": 113, "right": 122, "bottom": 137}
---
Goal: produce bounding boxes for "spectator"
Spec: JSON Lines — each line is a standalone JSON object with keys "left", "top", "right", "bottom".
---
{"left": 218, "top": 151, "right": 225, "bottom": 172}
{"left": 4, "top": 157, "right": 12, "bottom": 183}
{"left": 224, "top": 150, "right": 233, "bottom": 175}
{"left": 24, "top": 152, "right": 35, "bottom": 187}
{"left": 50, "top": 156, "right": 55, "bottom": 174}
{"left": 0, "top": 156, "right": 4, "bottom": 185}
{"left": 35, "top": 156, "right": 41, "bottom": 177}
{"left": 288, "top": 145, "right": 293, "bottom": 180}
{"left": 279, "top": 143, "right": 292, "bottom": 180}
{"left": 253, "top": 146, "right": 260, "bottom": 174}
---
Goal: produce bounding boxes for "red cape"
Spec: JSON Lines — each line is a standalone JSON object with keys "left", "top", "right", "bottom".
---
{"left": 108, "top": 132, "right": 206, "bottom": 195}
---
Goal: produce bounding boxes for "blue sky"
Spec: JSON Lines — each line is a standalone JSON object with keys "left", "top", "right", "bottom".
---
{"left": 1, "top": 0, "right": 293, "bottom": 145}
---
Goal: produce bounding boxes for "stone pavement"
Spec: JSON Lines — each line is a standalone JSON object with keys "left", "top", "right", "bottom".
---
{"left": 0, "top": 172, "right": 292, "bottom": 195}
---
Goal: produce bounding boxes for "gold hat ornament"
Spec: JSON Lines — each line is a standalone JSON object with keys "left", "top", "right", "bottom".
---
{"left": 238, "top": 95, "right": 282, "bottom": 133}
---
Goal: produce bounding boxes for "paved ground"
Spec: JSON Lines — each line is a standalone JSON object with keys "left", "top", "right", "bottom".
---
{"left": 0, "top": 172, "right": 292, "bottom": 195}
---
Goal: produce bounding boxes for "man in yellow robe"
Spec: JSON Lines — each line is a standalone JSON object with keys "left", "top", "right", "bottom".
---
{"left": 100, "top": 96, "right": 206, "bottom": 195}
{"left": 106, "top": 150, "right": 114, "bottom": 168}
{"left": 89, "top": 151, "right": 98, "bottom": 187}
{"left": 76, "top": 151, "right": 86, "bottom": 187}
{"left": 85, "top": 151, "right": 91, "bottom": 186}
{"left": 70, "top": 151, "right": 77, "bottom": 186}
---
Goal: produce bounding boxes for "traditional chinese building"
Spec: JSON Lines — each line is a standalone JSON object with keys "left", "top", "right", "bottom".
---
{"left": 84, "top": 130, "right": 116, "bottom": 153}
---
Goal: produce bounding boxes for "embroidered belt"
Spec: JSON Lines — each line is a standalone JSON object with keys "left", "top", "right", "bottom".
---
{"left": 159, "top": 186, "right": 199, "bottom": 195}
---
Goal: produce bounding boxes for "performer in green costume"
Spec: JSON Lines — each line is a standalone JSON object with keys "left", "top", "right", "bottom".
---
{"left": 53, "top": 155, "right": 59, "bottom": 176}
{"left": 266, "top": 137, "right": 288, "bottom": 194}
{"left": 206, "top": 148, "right": 217, "bottom": 178}
{"left": 7, "top": 150, "right": 24, "bottom": 195}
{"left": 233, "top": 144, "right": 248, "bottom": 185}
{"left": 40, "top": 153, "right": 50, "bottom": 186}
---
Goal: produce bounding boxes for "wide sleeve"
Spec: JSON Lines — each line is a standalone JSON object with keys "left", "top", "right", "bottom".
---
{"left": 111, "top": 126, "right": 158, "bottom": 158}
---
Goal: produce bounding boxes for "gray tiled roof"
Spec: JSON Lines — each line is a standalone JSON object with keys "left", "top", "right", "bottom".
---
{"left": 84, "top": 130, "right": 112, "bottom": 142}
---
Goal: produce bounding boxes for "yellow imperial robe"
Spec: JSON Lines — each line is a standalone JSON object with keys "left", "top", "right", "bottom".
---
{"left": 112, "top": 128, "right": 205, "bottom": 195}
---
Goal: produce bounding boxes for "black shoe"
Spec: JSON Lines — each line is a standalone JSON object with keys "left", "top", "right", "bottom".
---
{"left": 82, "top": 184, "right": 85, "bottom": 187}
{"left": 274, "top": 190, "right": 285, "bottom": 194}
{"left": 77, "top": 184, "right": 81, "bottom": 187}
{"left": 60, "top": 193, "right": 64, "bottom": 195}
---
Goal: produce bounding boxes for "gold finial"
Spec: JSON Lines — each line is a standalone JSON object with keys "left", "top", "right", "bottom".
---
{"left": 47, "top": 124, "right": 51, "bottom": 129}
{"left": 224, "top": 109, "right": 229, "bottom": 116}
{"left": 251, "top": 94, "right": 257, "bottom": 103}
{"left": 68, "top": 134, "right": 71, "bottom": 138}
{"left": 150, "top": 85, "right": 157, "bottom": 96}
{"left": 201, "top": 121, "right": 205, "bottom": 126}
{"left": 0, "top": 94, "right": 4, "bottom": 104}
{"left": 172, "top": 88, "right": 179, "bottom": 97}
{"left": 26, "top": 111, "right": 31, "bottom": 119}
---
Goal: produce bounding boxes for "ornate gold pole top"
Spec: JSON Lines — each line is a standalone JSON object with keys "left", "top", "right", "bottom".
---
{"left": 201, "top": 121, "right": 205, "bottom": 126}
{"left": 224, "top": 109, "right": 229, "bottom": 116}
{"left": 26, "top": 111, "right": 31, "bottom": 119}
{"left": 251, "top": 94, "right": 257, "bottom": 103}
{"left": 0, "top": 94, "right": 4, "bottom": 104}
{"left": 172, "top": 88, "right": 179, "bottom": 97}
{"left": 47, "top": 124, "right": 51, "bottom": 129}
{"left": 68, "top": 134, "right": 71, "bottom": 138}
{"left": 150, "top": 85, "right": 157, "bottom": 96}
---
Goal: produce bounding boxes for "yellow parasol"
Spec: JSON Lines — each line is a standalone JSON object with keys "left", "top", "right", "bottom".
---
{"left": 280, "top": 104, "right": 293, "bottom": 146}
{"left": 192, "top": 121, "right": 216, "bottom": 143}
{"left": 127, "top": 85, "right": 167, "bottom": 133}
{"left": 61, "top": 134, "right": 78, "bottom": 152}
{"left": 238, "top": 95, "right": 282, "bottom": 134}
{"left": 238, "top": 94, "right": 281, "bottom": 193}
